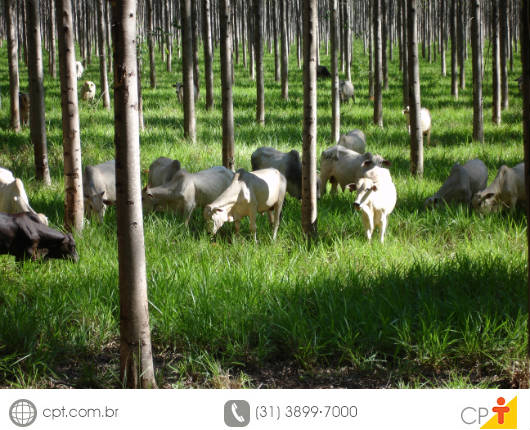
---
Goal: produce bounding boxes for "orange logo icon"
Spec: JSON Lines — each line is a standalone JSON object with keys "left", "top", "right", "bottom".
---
{"left": 481, "top": 396, "right": 517, "bottom": 429}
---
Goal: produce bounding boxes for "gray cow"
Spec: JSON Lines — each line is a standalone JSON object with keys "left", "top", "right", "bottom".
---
{"left": 83, "top": 160, "right": 116, "bottom": 222}
{"left": 339, "top": 80, "right": 355, "bottom": 103}
{"left": 251, "top": 147, "right": 321, "bottom": 199}
{"left": 338, "top": 129, "right": 366, "bottom": 154}
{"left": 142, "top": 165, "right": 234, "bottom": 224}
{"left": 173, "top": 82, "right": 199, "bottom": 104}
{"left": 320, "top": 145, "right": 390, "bottom": 195}
{"left": 472, "top": 162, "right": 526, "bottom": 213}
{"left": 425, "top": 158, "right": 488, "bottom": 208}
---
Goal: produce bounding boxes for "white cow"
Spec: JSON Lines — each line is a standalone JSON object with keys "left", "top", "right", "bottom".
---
{"left": 320, "top": 145, "right": 390, "bottom": 195}
{"left": 0, "top": 170, "right": 48, "bottom": 225}
{"left": 347, "top": 166, "right": 397, "bottom": 243}
{"left": 338, "top": 129, "right": 366, "bottom": 154}
{"left": 472, "top": 162, "right": 526, "bottom": 213}
{"left": 339, "top": 80, "right": 355, "bottom": 103}
{"left": 146, "top": 157, "right": 182, "bottom": 188}
{"left": 425, "top": 158, "right": 488, "bottom": 208}
{"left": 75, "top": 61, "right": 84, "bottom": 79}
{"left": 402, "top": 106, "right": 432, "bottom": 146}
{"left": 81, "top": 81, "right": 96, "bottom": 101}
{"left": 143, "top": 166, "right": 234, "bottom": 225}
{"left": 203, "top": 168, "right": 287, "bottom": 242}
{"left": 83, "top": 160, "right": 116, "bottom": 222}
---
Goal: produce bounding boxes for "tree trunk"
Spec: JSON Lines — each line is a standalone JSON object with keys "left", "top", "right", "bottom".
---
{"left": 369, "top": 1, "right": 374, "bottom": 98}
{"left": 402, "top": 0, "right": 409, "bottom": 107}
{"left": 165, "top": 1, "right": 172, "bottom": 72}
{"left": 254, "top": 0, "right": 265, "bottom": 125}
{"left": 56, "top": 0, "right": 83, "bottom": 232}
{"left": 147, "top": 0, "right": 156, "bottom": 88}
{"left": 5, "top": 0, "right": 20, "bottom": 132}
{"left": 470, "top": 0, "right": 484, "bottom": 142}
{"left": 191, "top": 1, "right": 200, "bottom": 92}
{"left": 440, "top": 0, "right": 446, "bottom": 76}
{"left": 382, "top": 0, "right": 388, "bottom": 89}
{"left": 202, "top": 0, "right": 214, "bottom": 109}
{"left": 458, "top": 0, "right": 465, "bottom": 89}
{"left": 272, "top": 0, "right": 280, "bottom": 82}
{"left": 220, "top": 0, "right": 235, "bottom": 171}
{"left": 110, "top": 0, "right": 156, "bottom": 389}
{"left": 373, "top": 0, "right": 383, "bottom": 127}
{"left": 27, "top": 0, "right": 51, "bottom": 185}
{"left": 407, "top": 0, "right": 423, "bottom": 176}
{"left": 492, "top": 0, "right": 501, "bottom": 125}
{"left": 330, "top": 0, "right": 340, "bottom": 144}
{"left": 280, "top": 0, "right": 288, "bottom": 100}
{"left": 180, "top": 0, "right": 196, "bottom": 142}
{"left": 97, "top": 0, "right": 110, "bottom": 110}
{"left": 519, "top": 0, "right": 530, "bottom": 387}
{"left": 450, "top": 0, "right": 458, "bottom": 99}
{"left": 345, "top": 0, "right": 351, "bottom": 82}
{"left": 49, "top": 0, "right": 57, "bottom": 79}
{"left": 301, "top": 0, "right": 318, "bottom": 241}
{"left": 500, "top": 0, "right": 509, "bottom": 109}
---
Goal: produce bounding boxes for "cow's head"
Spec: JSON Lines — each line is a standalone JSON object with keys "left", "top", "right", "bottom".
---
{"left": 203, "top": 205, "right": 228, "bottom": 235}
{"left": 424, "top": 196, "right": 441, "bottom": 209}
{"left": 347, "top": 178, "right": 377, "bottom": 211}
{"left": 45, "top": 233, "right": 79, "bottom": 262}
{"left": 472, "top": 191, "right": 498, "bottom": 213}
{"left": 84, "top": 191, "right": 106, "bottom": 222}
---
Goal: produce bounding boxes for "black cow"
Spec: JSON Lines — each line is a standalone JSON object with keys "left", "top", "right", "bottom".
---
{"left": 317, "top": 65, "right": 332, "bottom": 79}
{"left": 0, "top": 212, "right": 79, "bottom": 262}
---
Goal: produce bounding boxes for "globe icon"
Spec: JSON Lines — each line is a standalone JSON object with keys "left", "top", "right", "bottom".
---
{"left": 9, "top": 399, "right": 37, "bottom": 427}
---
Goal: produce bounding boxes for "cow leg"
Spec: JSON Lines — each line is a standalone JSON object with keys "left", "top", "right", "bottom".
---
{"left": 378, "top": 213, "right": 387, "bottom": 244}
{"left": 249, "top": 210, "right": 258, "bottom": 243}
{"left": 320, "top": 172, "right": 329, "bottom": 195}
{"left": 330, "top": 178, "right": 338, "bottom": 195}
{"left": 360, "top": 208, "right": 374, "bottom": 241}
{"left": 426, "top": 129, "right": 431, "bottom": 146}
{"left": 234, "top": 219, "right": 241, "bottom": 235}
{"left": 267, "top": 209, "right": 274, "bottom": 225}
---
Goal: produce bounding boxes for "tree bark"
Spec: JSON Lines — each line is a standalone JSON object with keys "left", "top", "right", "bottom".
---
{"left": 492, "top": 0, "right": 501, "bottom": 125}
{"left": 457, "top": 0, "right": 465, "bottom": 89}
{"left": 110, "top": 0, "right": 156, "bottom": 389}
{"left": 470, "top": 0, "right": 484, "bottom": 142}
{"left": 519, "top": 0, "right": 530, "bottom": 386}
{"left": 202, "top": 0, "right": 214, "bottom": 109}
{"left": 254, "top": 0, "right": 265, "bottom": 125}
{"left": 440, "top": 0, "right": 446, "bottom": 76}
{"left": 402, "top": 0, "right": 409, "bottom": 107}
{"left": 27, "top": 0, "right": 51, "bottom": 185}
{"left": 97, "top": 0, "right": 110, "bottom": 110}
{"left": 273, "top": 0, "right": 280, "bottom": 82}
{"left": 191, "top": 1, "right": 200, "bottom": 92}
{"left": 5, "top": 0, "right": 20, "bottom": 132}
{"left": 280, "top": 0, "right": 288, "bottom": 100}
{"left": 147, "top": 0, "right": 156, "bottom": 88}
{"left": 301, "top": 0, "right": 318, "bottom": 241}
{"left": 56, "top": 0, "right": 83, "bottom": 232}
{"left": 373, "top": 0, "right": 383, "bottom": 127}
{"left": 450, "top": 0, "right": 458, "bottom": 99}
{"left": 407, "top": 0, "right": 423, "bottom": 177}
{"left": 180, "top": 0, "right": 196, "bottom": 142}
{"left": 220, "top": 0, "right": 235, "bottom": 171}
{"left": 49, "top": 0, "right": 57, "bottom": 79}
{"left": 500, "top": 0, "right": 509, "bottom": 109}
{"left": 165, "top": 1, "right": 172, "bottom": 72}
{"left": 382, "top": 0, "right": 388, "bottom": 89}
{"left": 330, "top": 0, "right": 340, "bottom": 144}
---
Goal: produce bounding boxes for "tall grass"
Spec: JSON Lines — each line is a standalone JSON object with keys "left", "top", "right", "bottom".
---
{"left": 0, "top": 39, "right": 527, "bottom": 388}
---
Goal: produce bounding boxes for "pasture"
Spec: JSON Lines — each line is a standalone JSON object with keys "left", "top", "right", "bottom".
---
{"left": 0, "top": 40, "right": 527, "bottom": 388}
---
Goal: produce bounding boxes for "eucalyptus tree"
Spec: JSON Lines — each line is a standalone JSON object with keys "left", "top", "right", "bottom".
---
{"left": 56, "top": 0, "right": 84, "bottom": 232}
{"left": 110, "top": 0, "right": 156, "bottom": 389}
{"left": 500, "top": 0, "right": 509, "bottom": 109}
{"left": 97, "top": 0, "right": 110, "bottom": 110}
{"left": 180, "top": 0, "right": 196, "bottom": 142}
{"left": 470, "top": 0, "right": 484, "bottom": 142}
{"left": 492, "top": 0, "right": 501, "bottom": 125}
{"left": 147, "top": 0, "right": 156, "bottom": 88}
{"left": 254, "top": 0, "right": 265, "bottom": 125}
{"left": 280, "top": 0, "right": 288, "bottom": 99}
{"left": 5, "top": 0, "right": 20, "bottom": 131}
{"left": 202, "top": 0, "right": 214, "bottom": 109}
{"left": 373, "top": 0, "right": 383, "bottom": 127}
{"left": 450, "top": 0, "right": 458, "bottom": 99}
{"left": 27, "top": 0, "right": 51, "bottom": 185}
{"left": 220, "top": 0, "right": 235, "bottom": 170}
{"left": 330, "top": 0, "right": 340, "bottom": 143}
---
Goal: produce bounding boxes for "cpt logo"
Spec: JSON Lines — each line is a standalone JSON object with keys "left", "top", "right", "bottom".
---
{"left": 461, "top": 396, "right": 517, "bottom": 429}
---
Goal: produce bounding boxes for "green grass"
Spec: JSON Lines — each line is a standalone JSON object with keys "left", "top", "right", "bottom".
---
{"left": 0, "top": 39, "right": 527, "bottom": 388}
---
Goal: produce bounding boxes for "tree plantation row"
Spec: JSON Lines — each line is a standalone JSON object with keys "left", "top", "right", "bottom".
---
{"left": 1, "top": 0, "right": 529, "bottom": 388}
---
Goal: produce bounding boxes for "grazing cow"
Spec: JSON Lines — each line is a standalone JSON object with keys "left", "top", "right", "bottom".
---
{"left": 425, "top": 159, "right": 488, "bottom": 208}
{"left": 251, "top": 147, "right": 321, "bottom": 199}
{"left": 338, "top": 129, "right": 366, "bottom": 154}
{"left": 173, "top": 82, "right": 199, "bottom": 104}
{"left": 19, "top": 92, "right": 30, "bottom": 127}
{"left": 320, "top": 145, "right": 390, "bottom": 195}
{"left": 81, "top": 81, "right": 96, "bottom": 101}
{"left": 75, "top": 61, "right": 84, "bottom": 79}
{"left": 402, "top": 106, "right": 432, "bottom": 146}
{"left": 203, "top": 168, "right": 287, "bottom": 242}
{"left": 0, "top": 170, "right": 48, "bottom": 225}
{"left": 472, "top": 162, "right": 526, "bottom": 213}
{"left": 0, "top": 212, "right": 78, "bottom": 262}
{"left": 339, "top": 80, "right": 355, "bottom": 103}
{"left": 146, "top": 157, "right": 182, "bottom": 188}
{"left": 347, "top": 166, "right": 397, "bottom": 243}
{"left": 317, "top": 65, "right": 332, "bottom": 79}
{"left": 143, "top": 166, "right": 234, "bottom": 225}
{"left": 83, "top": 160, "right": 116, "bottom": 222}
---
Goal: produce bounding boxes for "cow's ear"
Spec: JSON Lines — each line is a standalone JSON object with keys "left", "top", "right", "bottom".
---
{"left": 346, "top": 183, "right": 356, "bottom": 192}
{"left": 484, "top": 193, "right": 495, "bottom": 200}
{"left": 382, "top": 159, "right": 391, "bottom": 167}
{"left": 99, "top": 191, "right": 105, "bottom": 198}
{"left": 102, "top": 199, "right": 113, "bottom": 205}
{"left": 213, "top": 207, "right": 223, "bottom": 213}
{"left": 172, "top": 160, "right": 181, "bottom": 171}
{"left": 361, "top": 160, "right": 373, "bottom": 168}
{"left": 371, "top": 184, "right": 378, "bottom": 192}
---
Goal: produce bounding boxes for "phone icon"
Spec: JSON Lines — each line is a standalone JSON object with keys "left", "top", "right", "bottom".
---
{"left": 224, "top": 400, "right": 250, "bottom": 427}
